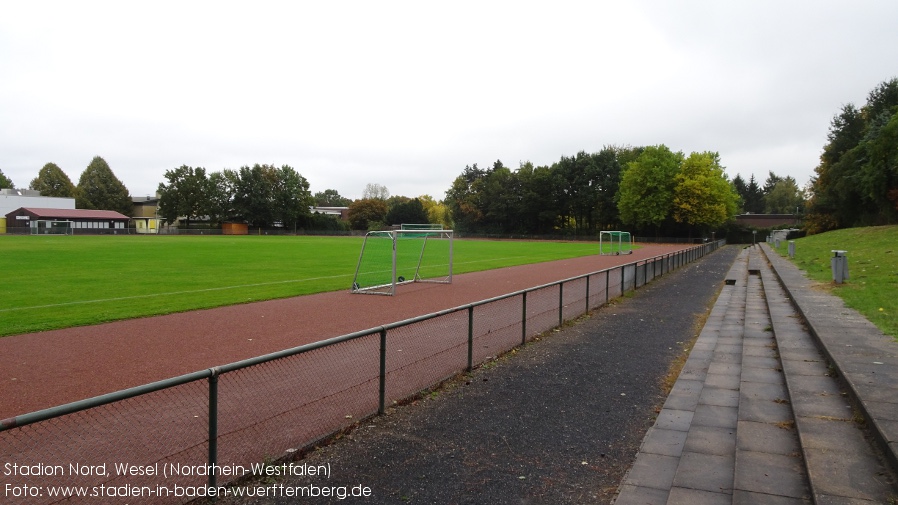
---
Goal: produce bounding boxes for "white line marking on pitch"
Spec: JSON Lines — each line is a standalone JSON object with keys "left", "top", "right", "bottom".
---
{"left": 0, "top": 274, "right": 354, "bottom": 313}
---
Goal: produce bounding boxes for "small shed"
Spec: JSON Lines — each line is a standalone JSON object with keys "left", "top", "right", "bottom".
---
{"left": 222, "top": 222, "right": 248, "bottom": 235}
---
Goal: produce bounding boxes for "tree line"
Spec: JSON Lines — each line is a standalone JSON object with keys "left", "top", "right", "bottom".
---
{"left": 805, "top": 78, "right": 898, "bottom": 233}
{"left": 2, "top": 156, "right": 133, "bottom": 216}
{"left": 444, "top": 146, "right": 785, "bottom": 238}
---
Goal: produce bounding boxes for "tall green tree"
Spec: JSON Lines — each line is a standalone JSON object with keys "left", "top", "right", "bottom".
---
{"left": 271, "top": 165, "right": 313, "bottom": 230}
{"left": 157, "top": 165, "right": 210, "bottom": 228}
{"left": 233, "top": 164, "right": 277, "bottom": 227}
{"left": 672, "top": 152, "right": 739, "bottom": 234}
{"left": 314, "top": 189, "right": 351, "bottom": 207}
{"left": 743, "top": 175, "right": 764, "bottom": 213}
{"left": 731, "top": 174, "right": 747, "bottom": 213}
{"left": 764, "top": 176, "right": 805, "bottom": 214}
{"left": 76, "top": 156, "right": 132, "bottom": 215}
{"left": 516, "top": 162, "right": 558, "bottom": 234}
{"left": 385, "top": 198, "right": 429, "bottom": 225}
{"left": 347, "top": 198, "right": 389, "bottom": 230}
{"left": 807, "top": 79, "right": 898, "bottom": 232}
{"left": 207, "top": 169, "right": 238, "bottom": 225}
{"left": 617, "top": 145, "right": 683, "bottom": 234}
{"left": 0, "top": 168, "right": 16, "bottom": 189}
{"left": 445, "top": 164, "right": 487, "bottom": 232}
{"left": 30, "top": 163, "right": 76, "bottom": 197}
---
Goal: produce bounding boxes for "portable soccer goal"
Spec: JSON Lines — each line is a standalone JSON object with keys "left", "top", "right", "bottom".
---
{"left": 351, "top": 227, "right": 454, "bottom": 295}
{"left": 599, "top": 230, "right": 633, "bottom": 255}
{"left": 30, "top": 220, "right": 74, "bottom": 235}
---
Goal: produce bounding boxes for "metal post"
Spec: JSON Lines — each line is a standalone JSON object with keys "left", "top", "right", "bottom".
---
{"left": 378, "top": 329, "right": 387, "bottom": 414}
{"left": 558, "top": 282, "right": 564, "bottom": 328}
{"left": 585, "top": 275, "right": 590, "bottom": 314}
{"left": 521, "top": 291, "right": 527, "bottom": 345}
{"left": 605, "top": 270, "right": 609, "bottom": 305}
{"left": 208, "top": 373, "right": 218, "bottom": 490}
{"left": 468, "top": 306, "right": 475, "bottom": 371}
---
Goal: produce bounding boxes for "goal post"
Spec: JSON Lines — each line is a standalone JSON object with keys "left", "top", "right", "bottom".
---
{"left": 599, "top": 230, "right": 633, "bottom": 255}
{"left": 351, "top": 228, "right": 454, "bottom": 295}
{"left": 30, "top": 220, "right": 74, "bottom": 235}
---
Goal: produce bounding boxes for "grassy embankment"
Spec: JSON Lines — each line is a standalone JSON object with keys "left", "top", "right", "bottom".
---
{"left": 770, "top": 225, "right": 898, "bottom": 338}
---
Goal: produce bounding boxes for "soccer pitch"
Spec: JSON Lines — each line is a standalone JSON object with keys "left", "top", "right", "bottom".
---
{"left": 0, "top": 235, "right": 603, "bottom": 337}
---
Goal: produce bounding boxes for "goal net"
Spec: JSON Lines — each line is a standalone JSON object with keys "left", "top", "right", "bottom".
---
{"left": 352, "top": 228, "right": 454, "bottom": 295}
{"left": 31, "top": 220, "right": 74, "bottom": 235}
{"left": 599, "top": 231, "right": 633, "bottom": 255}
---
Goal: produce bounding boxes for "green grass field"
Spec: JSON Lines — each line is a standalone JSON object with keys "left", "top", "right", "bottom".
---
{"left": 0, "top": 235, "right": 603, "bottom": 337}
{"left": 771, "top": 225, "right": 898, "bottom": 338}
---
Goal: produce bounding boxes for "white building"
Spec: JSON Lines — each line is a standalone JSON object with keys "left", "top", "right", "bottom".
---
{"left": 0, "top": 188, "right": 75, "bottom": 216}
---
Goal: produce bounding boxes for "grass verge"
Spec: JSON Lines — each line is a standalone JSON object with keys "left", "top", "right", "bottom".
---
{"left": 769, "top": 225, "right": 897, "bottom": 338}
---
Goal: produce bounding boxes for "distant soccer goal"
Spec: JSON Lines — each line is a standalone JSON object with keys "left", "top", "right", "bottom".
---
{"left": 599, "top": 231, "right": 633, "bottom": 255}
{"left": 30, "top": 220, "right": 73, "bottom": 236}
{"left": 351, "top": 228, "right": 454, "bottom": 295}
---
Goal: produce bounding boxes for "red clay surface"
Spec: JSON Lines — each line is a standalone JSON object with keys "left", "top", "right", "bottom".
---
{"left": 1, "top": 244, "right": 688, "bottom": 418}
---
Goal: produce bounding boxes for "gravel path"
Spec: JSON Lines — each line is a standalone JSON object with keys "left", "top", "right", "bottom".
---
{"left": 208, "top": 245, "right": 741, "bottom": 505}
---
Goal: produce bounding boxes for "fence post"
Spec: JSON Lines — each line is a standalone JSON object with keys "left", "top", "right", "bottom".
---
{"left": 605, "top": 270, "right": 611, "bottom": 305}
{"left": 521, "top": 292, "right": 527, "bottom": 345}
{"left": 378, "top": 329, "right": 387, "bottom": 415}
{"left": 620, "top": 265, "right": 625, "bottom": 295}
{"left": 585, "top": 275, "right": 590, "bottom": 315}
{"left": 208, "top": 372, "right": 219, "bottom": 490}
{"left": 558, "top": 282, "right": 564, "bottom": 328}
{"left": 468, "top": 306, "right": 475, "bottom": 371}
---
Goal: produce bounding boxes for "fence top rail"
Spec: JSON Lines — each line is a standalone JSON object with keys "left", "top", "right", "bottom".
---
{"left": 2, "top": 241, "right": 725, "bottom": 431}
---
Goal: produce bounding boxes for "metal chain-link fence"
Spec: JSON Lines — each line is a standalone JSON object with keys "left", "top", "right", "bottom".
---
{"left": 0, "top": 242, "right": 723, "bottom": 504}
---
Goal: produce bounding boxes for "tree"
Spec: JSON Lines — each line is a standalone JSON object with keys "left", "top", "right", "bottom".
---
{"left": 672, "top": 152, "right": 739, "bottom": 234}
{"left": 762, "top": 171, "right": 783, "bottom": 197}
{"left": 731, "top": 174, "right": 747, "bottom": 213}
{"left": 617, "top": 145, "right": 683, "bottom": 234}
{"left": 314, "top": 189, "right": 351, "bottom": 207}
{"left": 271, "top": 165, "right": 313, "bottom": 230}
{"left": 806, "top": 79, "right": 898, "bottom": 232}
{"left": 764, "top": 177, "right": 805, "bottom": 214}
{"left": 233, "top": 164, "right": 277, "bottom": 228}
{"left": 0, "top": 168, "right": 14, "bottom": 189}
{"left": 76, "top": 156, "right": 132, "bottom": 215}
{"left": 30, "top": 163, "right": 76, "bottom": 197}
{"left": 347, "top": 198, "right": 388, "bottom": 230}
{"left": 385, "top": 198, "right": 429, "bottom": 225}
{"left": 418, "top": 195, "right": 453, "bottom": 229}
{"left": 743, "top": 175, "right": 764, "bottom": 213}
{"left": 516, "top": 162, "right": 558, "bottom": 234}
{"left": 207, "top": 170, "right": 238, "bottom": 225}
{"left": 445, "top": 164, "right": 487, "bottom": 232}
{"left": 157, "top": 165, "right": 211, "bottom": 228}
{"left": 362, "top": 183, "right": 390, "bottom": 200}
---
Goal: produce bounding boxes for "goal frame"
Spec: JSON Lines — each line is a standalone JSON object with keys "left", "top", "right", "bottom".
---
{"left": 599, "top": 230, "right": 633, "bottom": 255}
{"left": 30, "top": 220, "right": 74, "bottom": 236}
{"left": 351, "top": 228, "right": 454, "bottom": 295}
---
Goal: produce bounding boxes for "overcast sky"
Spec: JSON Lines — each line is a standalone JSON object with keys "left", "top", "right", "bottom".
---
{"left": 2, "top": 1, "right": 897, "bottom": 201}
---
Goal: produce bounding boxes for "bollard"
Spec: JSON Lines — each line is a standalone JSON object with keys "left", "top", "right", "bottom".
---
{"left": 788, "top": 241, "right": 795, "bottom": 259}
{"left": 831, "top": 250, "right": 849, "bottom": 284}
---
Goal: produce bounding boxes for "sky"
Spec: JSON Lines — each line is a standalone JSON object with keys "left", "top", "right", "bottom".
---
{"left": 2, "top": 1, "right": 897, "bottom": 201}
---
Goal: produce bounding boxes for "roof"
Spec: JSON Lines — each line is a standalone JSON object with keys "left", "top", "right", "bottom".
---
{"left": 13, "top": 207, "right": 131, "bottom": 220}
